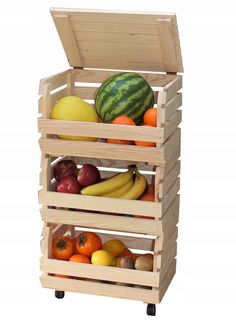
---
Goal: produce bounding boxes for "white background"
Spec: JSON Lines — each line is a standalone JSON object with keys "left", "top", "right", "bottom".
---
{"left": 0, "top": 0, "right": 236, "bottom": 319}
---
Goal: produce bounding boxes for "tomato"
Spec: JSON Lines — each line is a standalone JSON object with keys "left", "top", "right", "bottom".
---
{"left": 52, "top": 236, "right": 73, "bottom": 260}
{"left": 75, "top": 232, "right": 102, "bottom": 257}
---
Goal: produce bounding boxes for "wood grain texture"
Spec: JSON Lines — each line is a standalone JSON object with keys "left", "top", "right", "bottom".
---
{"left": 41, "top": 208, "right": 161, "bottom": 235}
{"left": 38, "top": 190, "right": 162, "bottom": 217}
{"left": 39, "top": 69, "right": 70, "bottom": 94}
{"left": 161, "top": 93, "right": 182, "bottom": 122}
{"left": 162, "top": 179, "right": 180, "bottom": 214}
{"left": 39, "top": 138, "right": 165, "bottom": 164}
{"left": 40, "top": 274, "right": 159, "bottom": 303}
{"left": 162, "top": 75, "right": 182, "bottom": 103}
{"left": 159, "top": 161, "right": 180, "bottom": 198}
{"left": 40, "top": 257, "right": 160, "bottom": 286}
{"left": 158, "top": 259, "right": 176, "bottom": 302}
{"left": 50, "top": 8, "right": 183, "bottom": 72}
{"left": 163, "top": 110, "right": 182, "bottom": 142}
{"left": 38, "top": 119, "right": 164, "bottom": 143}
{"left": 163, "top": 128, "right": 181, "bottom": 162}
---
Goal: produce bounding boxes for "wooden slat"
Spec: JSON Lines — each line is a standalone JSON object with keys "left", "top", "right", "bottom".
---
{"left": 38, "top": 190, "right": 162, "bottom": 217}
{"left": 74, "top": 230, "right": 155, "bottom": 251}
{"left": 159, "top": 243, "right": 177, "bottom": 284}
{"left": 162, "top": 75, "right": 182, "bottom": 103}
{"left": 39, "top": 138, "right": 165, "bottom": 164}
{"left": 39, "top": 69, "right": 70, "bottom": 94}
{"left": 163, "top": 110, "right": 182, "bottom": 142}
{"left": 41, "top": 208, "right": 161, "bottom": 235}
{"left": 38, "top": 119, "right": 164, "bottom": 143}
{"left": 73, "top": 69, "right": 176, "bottom": 87}
{"left": 161, "top": 196, "right": 179, "bottom": 238}
{"left": 163, "top": 128, "right": 181, "bottom": 162}
{"left": 158, "top": 259, "right": 176, "bottom": 302}
{"left": 162, "top": 179, "right": 180, "bottom": 214}
{"left": 40, "top": 258, "right": 159, "bottom": 287}
{"left": 52, "top": 224, "right": 69, "bottom": 238}
{"left": 41, "top": 275, "right": 159, "bottom": 303}
{"left": 74, "top": 86, "right": 98, "bottom": 99}
{"left": 50, "top": 87, "right": 67, "bottom": 107}
{"left": 157, "top": 228, "right": 178, "bottom": 268}
{"left": 156, "top": 18, "right": 178, "bottom": 72}
{"left": 161, "top": 93, "right": 182, "bottom": 122}
{"left": 160, "top": 150, "right": 180, "bottom": 179}
{"left": 52, "top": 15, "right": 82, "bottom": 67}
{"left": 159, "top": 161, "right": 180, "bottom": 198}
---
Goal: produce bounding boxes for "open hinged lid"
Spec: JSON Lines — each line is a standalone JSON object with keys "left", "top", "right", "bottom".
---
{"left": 50, "top": 8, "right": 183, "bottom": 73}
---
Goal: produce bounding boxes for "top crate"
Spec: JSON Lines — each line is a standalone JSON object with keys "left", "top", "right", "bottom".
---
{"left": 38, "top": 8, "right": 183, "bottom": 166}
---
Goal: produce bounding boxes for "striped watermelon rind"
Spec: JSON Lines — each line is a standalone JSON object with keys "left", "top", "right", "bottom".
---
{"left": 95, "top": 72, "right": 155, "bottom": 124}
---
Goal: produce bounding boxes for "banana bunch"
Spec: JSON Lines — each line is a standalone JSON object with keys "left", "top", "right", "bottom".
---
{"left": 81, "top": 166, "right": 146, "bottom": 200}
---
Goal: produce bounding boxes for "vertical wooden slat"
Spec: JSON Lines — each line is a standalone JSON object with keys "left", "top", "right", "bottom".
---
{"left": 52, "top": 14, "right": 83, "bottom": 67}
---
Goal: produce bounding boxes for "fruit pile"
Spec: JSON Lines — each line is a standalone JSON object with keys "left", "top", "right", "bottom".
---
{"left": 52, "top": 231, "right": 154, "bottom": 276}
{"left": 53, "top": 159, "right": 156, "bottom": 203}
{"left": 51, "top": 72, "right": 157, "bottom": 147}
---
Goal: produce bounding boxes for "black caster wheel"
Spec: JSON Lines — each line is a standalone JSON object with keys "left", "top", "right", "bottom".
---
{"left": 55, "top": 290, "right": 65, "bottom": 299}
{"left": 147, "top": 304, "right": 156, "bottom": 316}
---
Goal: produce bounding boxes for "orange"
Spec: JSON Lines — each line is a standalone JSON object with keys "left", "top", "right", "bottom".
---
{"left": 107, "top": 116, "right": 135, "bottom": 145}
{"left": 53, "top": 274, "right": 71, "bottom": 279}
{"left": 69, "top": 254, "right": 91, "bottom": 264}
{"left": 146, "top": 184, "right": 154, "bottom": 194}
{"left": 143, "top": 108, "right": 158, "bottom": 127}
{"left": 134, "top": 125, "right": 156, "bottom": 147}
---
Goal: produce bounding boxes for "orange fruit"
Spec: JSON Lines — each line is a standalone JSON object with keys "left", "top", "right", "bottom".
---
{"left": 107, "top": 116, "right": 135, "bottom": 145}
{"left": 134, "top": 125, "right": 156, "bottom": 147}
{"left": 146, "top": 184, "right": 155, "bottom": 194}
{"left": 53, "top": 274, "right": 71, "bottom": 279}
{"left": 143, "top": 108, "right": 158, "bottom": 127}
{"left": 133, "top": 192, "right": 155, "bottom": 219}
{"left": 69, "top": 254, "right": 91, "bottom": 264}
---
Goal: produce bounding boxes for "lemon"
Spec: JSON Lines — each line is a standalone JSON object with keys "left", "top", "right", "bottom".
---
{"left": 102, "top": 239, "right": 126, "bottom": 257}
{"left": 91, "top": 250, "right": 116, "bottom": 267}
{"left": 51, "top": 96, "right": 98, "bottom": 141}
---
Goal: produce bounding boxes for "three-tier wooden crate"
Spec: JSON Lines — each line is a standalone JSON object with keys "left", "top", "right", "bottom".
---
{"left": 38, "top": 8, "right": 183, "bottom": 315}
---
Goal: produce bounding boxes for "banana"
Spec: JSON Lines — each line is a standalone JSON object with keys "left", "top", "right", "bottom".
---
{"left": 81, "top": 169, "right": 134, "bottom": 196}
{"left": 103, "top": 178, "right": 134, "bottom": 198}
{"left": 120, "top": 173, "right": 147, "bottom": 200}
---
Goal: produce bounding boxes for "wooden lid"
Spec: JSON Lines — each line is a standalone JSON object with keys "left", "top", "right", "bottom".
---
{"left": 51, "top": 8, "right": 183, "bottom": 73}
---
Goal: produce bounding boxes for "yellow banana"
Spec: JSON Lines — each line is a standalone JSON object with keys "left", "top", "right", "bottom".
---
{"left": 103, "top": 178, "right": 134, "bottom": 198}
{"left": 81, "top": 169, "right": 134, "bottom": 196}
{"left": 120, "top": 173, "right": 146, "bottom": 200}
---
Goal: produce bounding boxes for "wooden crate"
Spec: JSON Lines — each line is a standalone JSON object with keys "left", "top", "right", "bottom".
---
{"left": 38, "top": 7, "right": 183, "bottom": 311}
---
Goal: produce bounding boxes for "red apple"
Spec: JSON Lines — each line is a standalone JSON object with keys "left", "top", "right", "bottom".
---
{"left": 56, "top": 176, "right": 81, "bottom": 194}
{"left": 77, "top": 164, "right": 101, "bottom": 187}
{"left": 53, "top": 160, "right": 78, "bottom": 181}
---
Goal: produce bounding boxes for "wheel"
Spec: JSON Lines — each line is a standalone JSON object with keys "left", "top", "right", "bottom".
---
{"left": 55, "top": 290, "right": 65, "bottom": 299}
{"left": 146, "top": 304, "right": 156, "bottom": 316}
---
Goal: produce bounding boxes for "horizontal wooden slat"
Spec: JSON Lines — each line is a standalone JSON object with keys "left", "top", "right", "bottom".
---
{"left": 40, "top": 274, "right": 159, "bottom": 303}
{"left": 159, "top": 161, "right": 180, "bottom": 198}
{"left": 74, "top": 86, "right": 98, "bottom": 99}
{"left": 157, "top": 228, "right": 178, "bottom": 268}
{"left": 162, "top": 179, "right": 180, "bottom": 214}
{"left": 38, "top": 190, "right": 162, "bottom": 217}
{"left": 161, "top": 196, "right": 179, "bottom": 238}
{"left": 161, "top": 93, "right": 182, "bottom": 122}
{"left": 162, "top": 75, "right": 182, "bottom": 103}
{"left": 74, "top": 229, "right": 155, "bottom": 251}
{"left": 39, "top": 69, "right": 70, "bottom": 94}
{"left": 159, "top": 259, "right": 176, "bottom": 302}
{"left": 38, "top": 119, "right": 164, "bottom": 142}
{"left": 40, "top": 258, "right": 159, "bottom": 286}
{"left": 159, "top": 243, "right": 177, "bottom": 284}
{"left": 163, "top": 110, "right": 182, "bottom": 142}
{"left": 160, "top": 150, "right": 180, "bottom": 179}
{"left": 39, "top": 138, "right": 165, "bottom": 164}
{"left": 73, "top": 69, "right": 176, "bottom": 87}
{"left": 41, "top": 208, "right": 161, "bottom": 235}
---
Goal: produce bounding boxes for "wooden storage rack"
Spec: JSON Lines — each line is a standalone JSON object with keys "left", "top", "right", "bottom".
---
{"left": 38, "top": 8, "right": 183, "bottom": 315}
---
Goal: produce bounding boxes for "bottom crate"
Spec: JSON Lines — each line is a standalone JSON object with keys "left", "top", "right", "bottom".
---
{"left": 40, "top": 223, "right": 177, "bottom": 305}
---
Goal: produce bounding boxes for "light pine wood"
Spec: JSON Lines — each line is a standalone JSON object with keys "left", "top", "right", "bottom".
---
{"left": 52, "top": 15, "right": 82, "bottom": 67}
{"left": 157, "top": 228, "right": 178, "bottom": 269}
{"left": 66, "top": 72, "right": 75, "bottom": 95}
{"left": 163, "top": 128, "right": 181, "bottom": 162}
{"left": 40, "top": 257, "right": 160, "bottom": 286}
{"left": 159, "top": 161, "right": 180, "bottom": 198}
{"left": 39, "top": 190, "right": 162, "bottom": 217}
{"left": 159, "top": 243, "right": 177, "bottom": 284}
{"left": 51, "top": 224, "right": 69, "bottom": 238}
{"left": 38, "top": 119, "right": 164, "bottom": 142}
{"left": 73, "top": 68, "right": 176, "bottom": 87}
{"left": 162, "top": 178, "right": 180, "bottom": 214}
{"left": 158, "top": 259, "right": 176, "bottom": 302}
{"left": 39, "top": 138, "right": 165, "bottom": 164}
{"left": 39, "top": 69, "right": 70, "bottom": 94}
{"left": 41, "top": 208, "right": 161, "bottom": 235}
{"left": 161, "top": 93, "right": 182, "bottom": 122}
{"left": 41, "top": 274, "right": 159, "bottom": 303}
{"left": 162, "top": 75, "right": 182, "bottom": 103}
{"left": 51, "top": 9, "right": 183, "bottom": 72}
{"left": 161, "top": 195, "right": 179, "bottom": 235}
{"left": 160, "top": 150, "right": 180, "bottom": 179}
{"left": 163, "top": 110, "right": 182, "bottom": 142}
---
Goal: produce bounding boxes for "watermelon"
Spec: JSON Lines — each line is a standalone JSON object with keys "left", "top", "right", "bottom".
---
{"left": 95, "top": 72, "right": 155, "bottom": 124}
